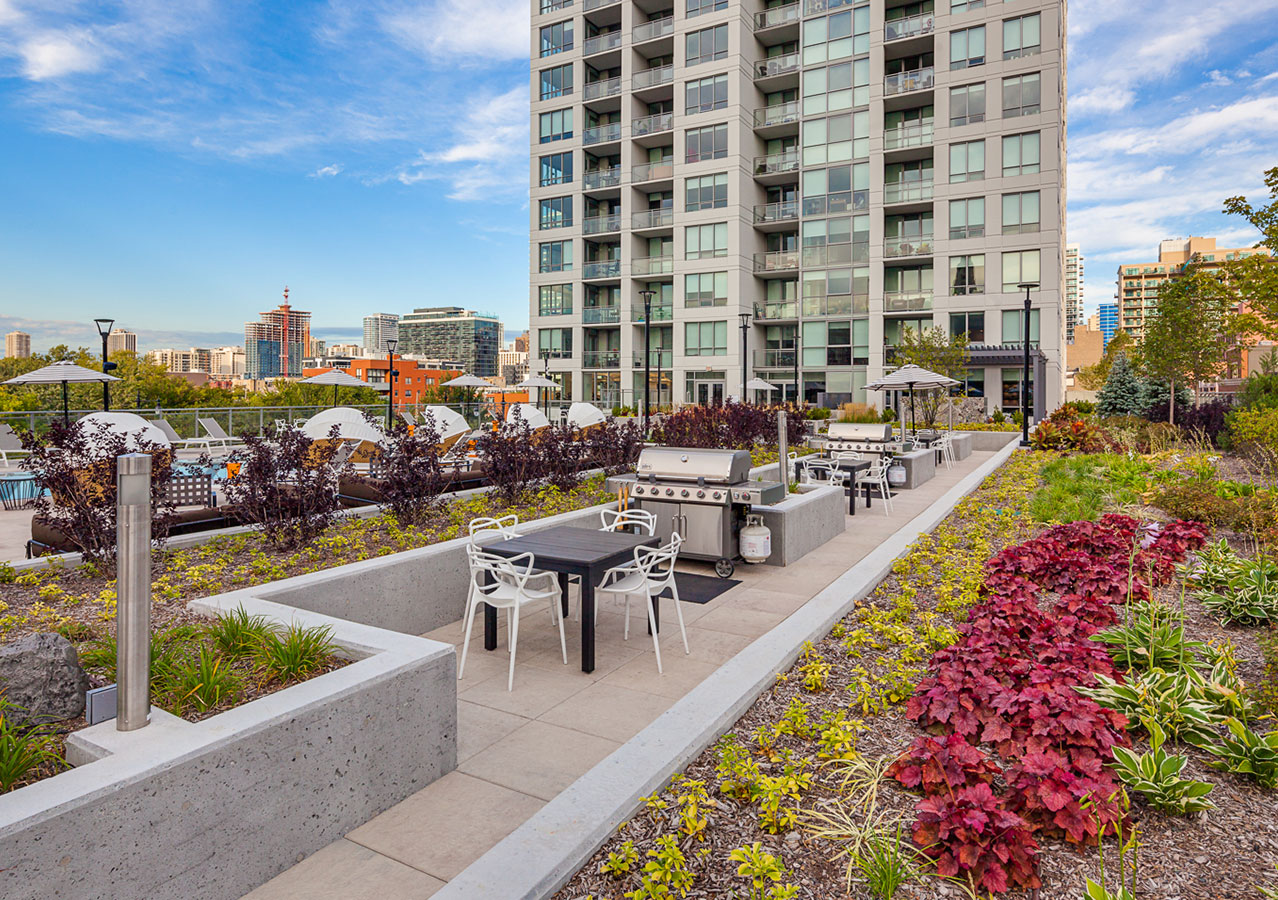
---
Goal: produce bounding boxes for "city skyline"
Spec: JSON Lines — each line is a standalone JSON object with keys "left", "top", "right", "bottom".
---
{"left": 0, "top": 1, "right": 1276, "bottom": 352}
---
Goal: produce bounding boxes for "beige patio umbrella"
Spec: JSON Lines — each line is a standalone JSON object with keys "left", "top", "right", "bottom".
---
{"left": 865, "top": 364, "right": 959, "bottom": 434}
{"left": 3, "top": 360, "right": 120, "bottom": 425}
{"left": 299, "top": 368, "right": 388, "bottom": 407}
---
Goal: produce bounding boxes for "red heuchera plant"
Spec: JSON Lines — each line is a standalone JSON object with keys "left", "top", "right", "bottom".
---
{"left": 913, "top": 783, "right": 1041, "bottom": 892}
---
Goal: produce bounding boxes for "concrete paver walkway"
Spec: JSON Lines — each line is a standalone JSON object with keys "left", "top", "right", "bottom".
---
{"left": 245, "top": 450, "right": 998, "bottom": 899}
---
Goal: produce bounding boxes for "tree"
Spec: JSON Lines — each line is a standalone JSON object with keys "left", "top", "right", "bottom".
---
{"left": 1223, "top": 166, "right": 1278, "bottom": 337}
{"left": 892, "top": 326, "right": 970, "bottom": 427}
{"left": 1075, "top": 330, "right": 1136, "bottom": 390}
{"left": 1096, "top": 353, "right": 1144, "bottom": 418}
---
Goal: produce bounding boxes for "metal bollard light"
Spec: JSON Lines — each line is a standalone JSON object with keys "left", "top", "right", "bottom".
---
{"left": 116, "top": 453, "right": 152, "bottom": 731}
{"left": 777, "top": 409, "right": 788, "bottom": 498}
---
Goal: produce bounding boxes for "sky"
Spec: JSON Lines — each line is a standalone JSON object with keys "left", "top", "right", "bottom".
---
{"left": 0, "top": 0, "right": 1277, "bottom": 355}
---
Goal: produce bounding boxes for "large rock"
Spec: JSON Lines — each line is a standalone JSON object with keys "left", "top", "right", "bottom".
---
{"left": 0, "top": 633, "right": 89, "bottom": 723}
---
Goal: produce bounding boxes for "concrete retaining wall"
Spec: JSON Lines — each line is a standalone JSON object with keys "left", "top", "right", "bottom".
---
{"left": 751, "top": 483, "right": 845, "bottom": 566}
{"left": 951, "top": 433, "right": 972, "bottom": 461}
{"left": 0, "top": 599, "right": 457, "bottom": 900}
{"left": 959, "top": 429, "right": 1022, "bottom": 452}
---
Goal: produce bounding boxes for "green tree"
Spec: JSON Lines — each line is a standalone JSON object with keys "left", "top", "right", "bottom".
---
{"left": 892, "top": 326, "right": 970, "bottom": 427}
{"left": 1223, "top": 166, "right": 1278, "bottom": 337}
{"left": 1097, "top": 353, "right": 1145, "bottom": 418}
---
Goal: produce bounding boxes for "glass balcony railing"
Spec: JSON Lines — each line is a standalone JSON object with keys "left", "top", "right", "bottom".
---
{"left": 755, "top": 2, "right": 800, "bottom": 29}
{"left": 803, "top": 295, "right": 869, "bottom": 316}
{"left": 754, "top": 250, "right": 801, "bottom": 273}
{"left": 802, "top": 243, "right": 868, "bottom": 267}
{"left": 803, "top": 0, "right": 859, "bottom": 13}
{"left": 583, "top": 167, "right": 623, "bottom": 189}
{"left": 884, "top": 122, "right": 934, "bottom": 150}
{"left": 884, "top": 180, "right": 934, "bottom": 203}
{"left": 753, "top": 100, "right": 800, "bottom": 128}
{"left": 632, "top": 112, "right": 673, "bottom": 136}
{"left": 583, "top": 305, "right": 622, "bottom": 323}
{"left": 583, "top": 76, "right": 622, "bottom": 100}
{"left": 583, "top": 31, "right": 623, "bottom": 55}
{"left": 753, "top": 200, "right": 799, "bottom": 224}
{"left": 884, "top": 237, "right": 934, "bottom": 257}
{"left": 632, "top": 208, "right": 674, "bottom": 229}
{"left": 753, "top": 151, "right": 800, "bottom": 176}
{"left": 885, "top": 13, "right": 935, "bottom": 41}
{"left": 582, "top": 213, "right": 622, "bottom": 234}
{"left": 633, "top": 64, "right": 674, "bottom": 89}
{"left": 753, "top": 300, "right": 799, "bottom": 320}
{"left": 883, "top": 290, "right": 933, "bottom": 311}
{"left": 583, "top": 0, "right": 619, "bottom": 9}
{"left": 631, "top": 256, "right": 674, "bottom": 276}
{"left": 582, "top": 123, "right": 622, "bottom": 145}
{"left": 755, "top": 53, "right": 800, "bottom": 79}
{"left": 632, "top": 161, "right": 674, "bottom": 182}
{"left": 754, "top": 349, "right": 797, "bottom": 368}
{"left": 633, "top": 349, "right": 673, "bottom": 367}
{"left": 885, "top": 67, "right": 935, "bottom": 95}
{"left": 633, "top": 16, "right": 673, "bottom": 43}
{"left": 632, "top": 304, "right": 674, "bottom": 322}
{"left": 582, "top": 260, "right": 621, "bottom": 279}
{"left": 582, "top": 350, "right": 621, "bottom": 368}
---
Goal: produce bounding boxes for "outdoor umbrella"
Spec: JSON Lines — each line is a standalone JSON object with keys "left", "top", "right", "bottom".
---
{"left": 566, "top": 401, "right": 606, "bottom": 431}
{"left": 301, "top": 407, "right": 386, "bottom": 462}
{"left": 864, "top": 364, "right": 959, "bottom": 435}
{"left": 505, "top": 403, "right": 551, "bottom": 431}
{"left": 441, "top": 373, "right": 491, "bottom": 423}
{"left": 76, "top": 412, "right": 170, "bottom": 454}
{"left": 3, "top": 360, "right": 121, "bottom": 425}
{"left": 300, "top": 369, "right": 388, "bottom": 407}
{"left": 517, "top": 374, "right": 559, "bottom": 416}
{"left": 745, "top": 378, "right": 778, "bottom": 404}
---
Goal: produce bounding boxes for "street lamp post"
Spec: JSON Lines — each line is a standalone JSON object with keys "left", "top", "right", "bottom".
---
{"left": 639, "top": 289, "right": 655, "bottom": 432}
{"left": 792, "top": 329, "right": 801, "bottom": 407}
{"left": 738, "top": 312, "right": 752, "bottom": 403}
{"left": 1016, "top": 282, "right": 1039, "bottom": 447}
{"left": 94, "top": 318, "right": 115, "bottom": 411}
{"left": 384, "top": 337, "right": 398, "bottom": 429}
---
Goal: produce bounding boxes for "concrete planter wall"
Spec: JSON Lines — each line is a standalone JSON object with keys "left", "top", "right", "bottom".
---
{"left": 957, "top": 429, "right": 1022, "bottom": 452}
{"left": 749, "top": 483, "right": 845, "bottom": 566}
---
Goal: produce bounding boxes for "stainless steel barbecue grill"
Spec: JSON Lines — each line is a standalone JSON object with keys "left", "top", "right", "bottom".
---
{"left": 822, "top": 422, "right": 901, "bottom": 456}
{"left": 616, "top": 447, "right": 785, "bottom": 577}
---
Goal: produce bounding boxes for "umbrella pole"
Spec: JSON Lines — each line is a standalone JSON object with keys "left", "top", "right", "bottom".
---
{"left": 62, "top": 381, "right": 70, "bottom": 426}
{"left": 909, "top": 386, "right": 917, "bottom": 436}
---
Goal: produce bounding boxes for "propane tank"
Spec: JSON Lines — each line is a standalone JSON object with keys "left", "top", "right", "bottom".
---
{"left": 887, "top": 460, "right": 907, "bottom": 486}
{"left": 740, "top": 514, "right": 772, "bottom": 564}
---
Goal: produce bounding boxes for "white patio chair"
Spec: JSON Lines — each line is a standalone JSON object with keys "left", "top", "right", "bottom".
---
{"left": 0, "top": 424, "right": 32, "bottom": 467}
{"left": 146, "top": 419, "right": 212, "bottom": 452}
{"left": 597, "top": 534, "right": 688, "bottom": 674}
{"left": 801, "top": 459, "right": 846, "bottom": 487}
{"left": 198, "top": 417, "right": 242, "bottom": 451}
{"left": 458, "top": 546, "right": 567, "bottom": 691}
{"left": 469, "top": 514, "right": 557, "bottom": 587}
{"left": 932, "top": 433, "right": 954, "bottom": 470}
{"left": 856, "top": 458, "right": 894, "bottom": 516}
{"left": 599, "top": 508, "right": 657, "bottom": 535}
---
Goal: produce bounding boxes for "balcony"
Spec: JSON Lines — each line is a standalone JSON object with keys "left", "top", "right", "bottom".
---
{"left": 804, "top": 295, "right": 868, "bottom": 316}
{"left": 583, "top": 167, "right": 623, "bottom": 189}
{"left": 632, "top": 208, "right": 674, "bottom": 229}
{"left": 803, "top": 243, "right": 867, "bottom": 267}
{"left": 755, "top": 2, "right": 800, "bottom": 29}
{"left": 884, "top": 180, "right": 934, "bottom": 203}
{"left": 753, "top": 151, "right": 800, "bottom": 176}
{"left": 753, "top": 300, "right": 799, "bottom": 320}
{"left": 883, "top": 290, "right": 933, "bottom": 312}
{"left": 583, "top": 213, "right": 622, "bottom": 234}
{"left": 632, "top": 161, "right": 674, "bottom": 183}
{"left": 633, "top": 15, "right": 673, "bottom": 43}
{"left": 884, "top": 238, "right": 934, "bottom": 257}
{"left": 753, "top": 200, "right": 800, "bottom": 224}
{"left": 885, "top": 13, "right": 935, "bottom": 41}
{"left": 884, "top": 122, "right": 934, "bottom": 150}
{"left": 754, "top": 349, "right": 797, "bottom": 368}
{"left": 583, "top": 0, "right": 619, "bottom": 9}
{"left": 583, "top": 31, "right": 623, "bottom": 56}
{"left": 583, "top": 76, "right": 622, "bottom": 100}
{"left": 631, "top": 304, "right": 674, "bottom": 323}
{"left": 753, "top": 100, "right": 800, "bottom": 128}
{"left": 753, "top": 250, "right": 800, "bottom": 273}
{"left": 583, "top": 305, "right": 622, "bottom": 324}
{"left": 582, "top": 260, "right": 621, "bottom": 279}
{"left": 632, "top": 112, "right": 673, "bottom": 137}
{"left": 885, "top": 67, "right": 934, "bottom": 95}
{"left": 755, "top": 53, "right": 800, "bottom": 79}
{"left": 582, "top": 123, "right": 622, "bottom": 145}
{"left": 633, "top": 64, "right": 673, "bottom": 89}
{"left": 582, "top": 350, "right": 621, "bottom": 368}
{"left": 632, "top": 256, "right": 674, "bottom": 276}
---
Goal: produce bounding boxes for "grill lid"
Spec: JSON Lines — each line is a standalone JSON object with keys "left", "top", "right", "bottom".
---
{"left": 635, "top": 447, "right": 753, "bottom": 484}
{"left": 826, "top": 422, "right": 894, "bottom": 442}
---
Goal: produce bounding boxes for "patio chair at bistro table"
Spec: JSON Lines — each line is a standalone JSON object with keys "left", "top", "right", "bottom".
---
{"left": 468, "top": 515, "right": 558, "bottom": 584}
{"left": 596, "top": 533, "right": 689, "bottom": 674}
{"left": 856, "top": 458, "right": 895, "bottom": 516}
{"left": 598, "top": 507, "right": 657, "bottom": 536}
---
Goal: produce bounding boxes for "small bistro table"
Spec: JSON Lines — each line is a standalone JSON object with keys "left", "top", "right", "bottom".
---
{"left": 483, "top": 525, "right": 660, "bottom": 673}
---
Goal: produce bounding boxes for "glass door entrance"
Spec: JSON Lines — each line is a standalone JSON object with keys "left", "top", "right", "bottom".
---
{"left": 696, "top": 381, "right": 725, "bottom": 406}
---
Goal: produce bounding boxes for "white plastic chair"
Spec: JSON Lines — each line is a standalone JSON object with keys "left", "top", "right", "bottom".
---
{"left": 801, "top": 459, "right": 845, "bottom": 487}
{"left": 597, "top": 534, "right": 688, "bottom": 674}
{"left": 856, "top": 459, "right": 894, "bottom": 516}
{"left": 459, "top": 545, "right": 567, "bottom": 691}
{"left": 933, "top": 433, "right": 955, "bottom": 469}
{"left": 468, "top": 514, "right": 522, "bottom": 547}
{"left": 599, "top": 508, "right": 657, "bottom": 535}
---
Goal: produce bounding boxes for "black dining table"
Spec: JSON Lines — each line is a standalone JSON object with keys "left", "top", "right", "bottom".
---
{"left": 809, "top": 457, "right": 874, "bottom": 515}
{"left": 482, "top": 525, "right": 659, "bottom": 673}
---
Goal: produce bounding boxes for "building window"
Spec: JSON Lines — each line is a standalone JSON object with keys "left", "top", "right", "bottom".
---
{"left": 539, "top": 63, "right": 573, "bottom": 99}
{"left": 538, "top": 109, "right": 573, "bottom": 144}
{"left": 539, "top": 152, "right": 573, "bottom": 186}
{"left": 686, "top": 25, "right": 728, "bottom": 66}
{"left": 1001, "top": 250, "right": 1041, "bottom": 291}
{"left": 539, "top": 196, "right": 572, "bottom": 229}
{"left": 1002, "top": 132, "right": 1040, "bottom": 176}
{"left": 685, "top": 320, "right": 728, "bottom": 356}
{"left": 949, "top": 311, "right": 986, "bottom": 342}
{"left": 684, "top": 272, "right": 728, "bottom": 307}
{"left": 802, "top": 321, "right": 854, "bottom": 366}
{"left": 949, "top": 255, "right": 986, "bottom": 295}
{"left": 1002, "top": 191, "right": 1040, "bottom": 234}
{"left": 1001, "top": 309, "right": 1041, "bottom": 346}
{"left": 685, "top": 74, "right": 728, "bottom": 113}
{"left": 805, "top": 7, "right": 872, "bottom": 63}
{"left": 540, "top": 0, "right": 571, "bottom": 11}
{"left": 686, "top": 0, "right": 727, "bottom": 16}
{"left": 539, "top": 241, "right": 573, "bottom": 273}
{"left": 538, "top": 284, "right": 573, "bottom": 315}
{"left": 686, "top": 123, "right": 729, "bottom": 162}
{"left": 951, "top": 0, "right": 983, "bottom": 11}
{"left": 803, "top": 59, "right": 871, "bottom": 115}
{"left": 686, "top": 173, "right": 728, "bottom": 211}
{"left": 950, "top": 83, "right": 985, "bottom": 126}
{"left": 539, "top": 20, "right": 573, "bottom": 57}
{"left": 1003, "top": 13, "right": 1041, "bottom": 60}
{"left": 949, "top": 197, "right": 985, "bottom": 240}
{"left": 801, "top": 110, "right": 870, "bottom": 166}
{"left": 685, "top": 223, "right": 728, "bottom": 259}
{"left": 949, "top": 139, "right": 985, "bottom": 182}
{"left": 538, "top": 328, "right": 573, "bottom": 358}
{"left": 1002, "top": 72, "right": 1041, "bottom": 117}
{"left": 950, "top": 25, "right": 985, "bottom": 69}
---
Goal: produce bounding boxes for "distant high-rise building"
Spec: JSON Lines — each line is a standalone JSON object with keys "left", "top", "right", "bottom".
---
{"left": 147, "top": 348, "right": 213, "bottom": 373}
{"left": 326, "top": 343, "right": 366, "bottom": 358}
{"left": 307, "top": 336, "right": 327, "bottom": 358}
{"left": 5, "top": 331, "right": 31, "bottom": 359}
{"left": 210, "top": 346, "right": 246, "bottom": 378}
{"left": 1064, "top": 245, "right": 1083, "bottom": 343}
{"left": 499, "top": 347, "right": 531, "bottom": 385}
{"left": 1097, "top": 303, "right": 1118, "bottom": 348}
{"left": 363, "top": 314, "right": 400, "bottom": 355}
{"left": 514, "top": 331, "right": 530, "bottom": 353}
{"left": 244, "top": 288, "right": 311, "bottom": 379}
{"left": 398, "top": 307, "right": 502, "bottom": 377}
{"left": 106, "top": 329, "right": 137, "bottom": 355}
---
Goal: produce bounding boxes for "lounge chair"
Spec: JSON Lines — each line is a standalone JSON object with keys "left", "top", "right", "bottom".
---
{"left": 0, "top": 424, "right": 31, "bottom": 467}
{"left": 151, "top": 419, "right": 215, "bottom": 452}
{"left": 399, "top": 411, "right": 417, "bottom": 428}
{"left": 198, "top": 418, "right": 243, "bottom": 451}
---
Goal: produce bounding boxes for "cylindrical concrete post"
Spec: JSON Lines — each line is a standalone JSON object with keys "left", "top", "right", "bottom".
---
{"left": 777, "top": 410, "right": 788, "bottom": 498}
{"left": 116, "top": 453, "right": 152, "bottom": 731}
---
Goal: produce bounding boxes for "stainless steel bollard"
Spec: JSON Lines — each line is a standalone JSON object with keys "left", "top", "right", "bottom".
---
{"left": 777, "top": 409, "right": 788, "bottom": 498}
{"left": 116, "top": 453, "right": 152, "bottom": 731}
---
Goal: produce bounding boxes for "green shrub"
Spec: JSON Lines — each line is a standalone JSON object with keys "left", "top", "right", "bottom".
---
{"left": 161, "top": 646, "right": 243, "bottom": 715}
{"left": 805, "top": 407, "right": 832, "bottom": 421}
{"left": 1204, "top": 717, "right": 1278, "bottom": 788}
{"left": 1155, "top": 482, "right": 1247, "bottom": 527}
{"left": 204, "top": 606, "right": 277, "bottom": 657}
{"left": 1228, "top": 407, "right": 1278, "bottom": 473}
{"left": 0, "top": 701, "right": 63, "bottom": 793}
{"left": 1194, "top": 550, "right": 1278, "bottom": 625}
{"left": 1255, "top": 629, "right": 1278, "bottom": 717}
{"left": 1079, "top": 668, "right": 1223, "bottom": 747}
{"left": 254, "top": 624, "right": 340, "bottom": 682}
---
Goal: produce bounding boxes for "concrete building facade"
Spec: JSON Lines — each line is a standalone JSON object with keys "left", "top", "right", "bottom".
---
{"left": 528, "top": 0, "right": 1067, "bottom": 416}
{"left": 106, "top": 329, "right": 137, "bottom": 355}
{"left": 363, "top": 314, "right": 401, "bottom": 355}
{"left": 398, "top": 307, "right": 502, "bottom": 377}
{"left": 5, "top": 331, "right": 31, "bottom": 359}
{"left": 244, "top": 292, "right": 312, "bottom": 379}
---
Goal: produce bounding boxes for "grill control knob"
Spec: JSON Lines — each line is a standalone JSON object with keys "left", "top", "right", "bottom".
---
{"left": 696, "top": 490, "right": 705, "bottom": 498}
{"left": 665, "top": 488, "right": 674, "bottom": 496}
{"left": 712, "top": 491, "right": 722, "bottom": 500}
{"left": 681, "top": 489, "right": 689, "bottom": 498}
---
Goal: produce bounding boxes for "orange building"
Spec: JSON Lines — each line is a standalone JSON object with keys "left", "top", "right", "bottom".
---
{"left": 302, "top": 356, "right": 463, "bottom": 407}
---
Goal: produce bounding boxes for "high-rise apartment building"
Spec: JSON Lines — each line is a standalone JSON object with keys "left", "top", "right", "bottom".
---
{"left": 1115, "top": 236, "right": 1270, "bottom": 340}
{"left": 528, "top": 0, "right": 1066, "bottom": 416}
{"left": 398, "top": 307, "right": 502, "bottom": 377}
{"left": 244, "top": 289, "right": 312, "bottom": 379}
{"left": 106, "top": 329, "right": 137, "bottom": 355}
{"left": 1096, "top": 302, "right": 1117, "bottom": 348}
{"left": 210, "top": 346, "right": 246, "bottom": 378}
{"left": 363, "top": 314, "right": 400, "bottom": 355}
{"left": 1064, "top": 243, "right": 1081, "bottom": 343}
{"left": 5, "top": 331, "right": 31, "bottom": 359}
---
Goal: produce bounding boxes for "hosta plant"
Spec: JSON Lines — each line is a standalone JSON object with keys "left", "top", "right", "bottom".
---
{"left": 1204, "top": 717, "right": 1278, "bottom": 788}
{"left": 1092, "top": 602, "right": 1207, "bottom": 672}
{"left": 1109, "top": 721, "right": 1215, "bottom": 814}
{"left": 1201, "top": 564, "right": 1278, "bottom": 625}
{"left": 1078, "top": 669, "right": 1223, "bottom": 748}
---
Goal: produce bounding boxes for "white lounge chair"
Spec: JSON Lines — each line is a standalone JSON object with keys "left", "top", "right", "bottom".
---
{"left": 198, "top": 417, "right": 243, "bottom": 451}
{"left": 151, "top": 419, "right": 214, "bottom": 452}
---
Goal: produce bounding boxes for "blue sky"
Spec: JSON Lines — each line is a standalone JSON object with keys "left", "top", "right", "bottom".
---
{"left": 0, "top": 0, "right": 1276, "bottom": 354}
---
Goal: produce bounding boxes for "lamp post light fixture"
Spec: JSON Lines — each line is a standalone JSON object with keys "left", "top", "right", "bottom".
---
{"left": 792, "top": 328, "right": 801, "bottom": 407}
{"left": 1016, "top": 282, "right": 1039, "bottom": 447}
{"left": 384, "top": 337, "right": 398, "bottom": 428}
{"left": 94, "top": 318, "right": 115, "bottom": 411}
{"left": 738, "top": 312, "right": 752, "bottom": 403}
{"left": 639, "top": 289, "right": 655, "bottom": 431}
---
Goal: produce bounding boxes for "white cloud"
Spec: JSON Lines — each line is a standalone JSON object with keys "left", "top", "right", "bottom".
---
{"left": 381, "top": 0, "right": 529, "bottom": 62}
{"left": 309, "top": 163, "right": 343, "bottom": 178}
{"left": 19, "top": 30, "right": 101, "bottom": 79}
